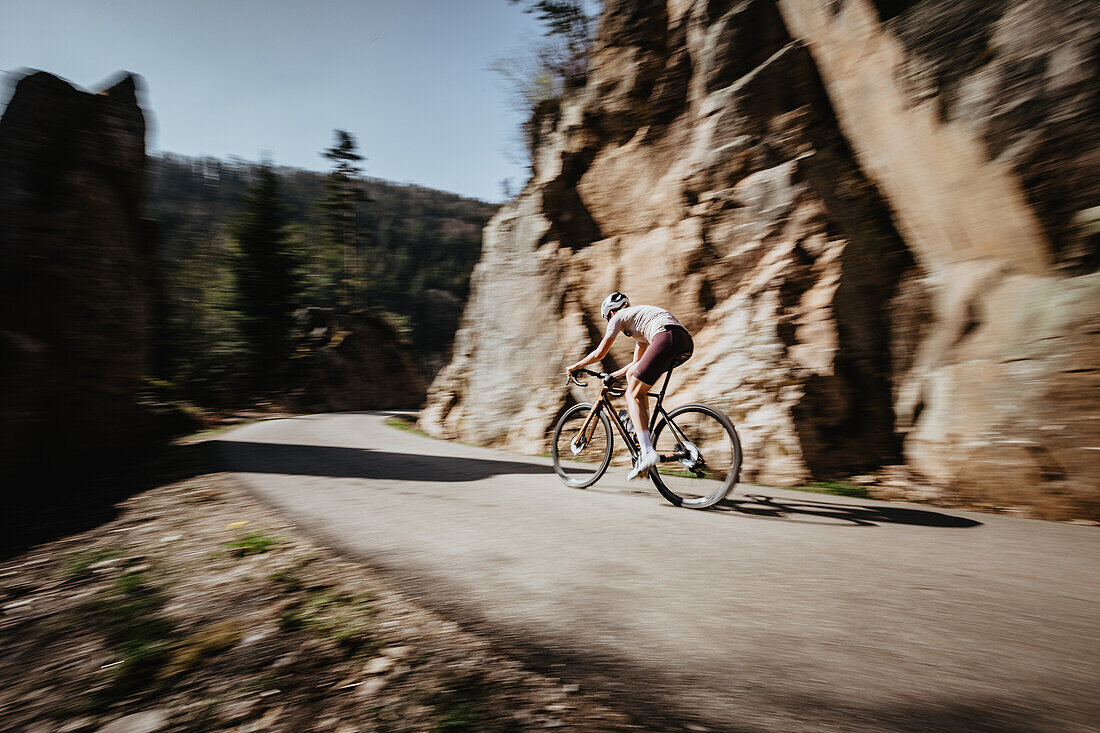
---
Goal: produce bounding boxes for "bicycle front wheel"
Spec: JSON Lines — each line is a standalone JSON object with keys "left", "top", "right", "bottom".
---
{"left": 551, "top": 403, "right": 613, "bottom": 488}
{"left": 650, "top": 404, "right": 741, "bottom": 508}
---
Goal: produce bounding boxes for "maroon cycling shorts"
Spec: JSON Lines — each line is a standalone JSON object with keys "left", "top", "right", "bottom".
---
{"left": 634, "top": 326, "right": 693, "bottom": 386}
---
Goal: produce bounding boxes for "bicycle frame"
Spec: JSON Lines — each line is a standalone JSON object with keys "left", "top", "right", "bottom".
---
{"left": 559, "top": 365, "right": 741, "bottom": 507}
{"left": 573, "top": 369, "right": 694, "bottom": 465}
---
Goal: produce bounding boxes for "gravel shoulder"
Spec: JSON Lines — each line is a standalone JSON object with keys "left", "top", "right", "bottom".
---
{"left": 0, "top": 436, "right": 642, "bottom": 733}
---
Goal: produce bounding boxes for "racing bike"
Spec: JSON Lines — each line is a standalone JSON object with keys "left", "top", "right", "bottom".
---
{"left": 552, "top": 367, "right": 742, "bottom": 509}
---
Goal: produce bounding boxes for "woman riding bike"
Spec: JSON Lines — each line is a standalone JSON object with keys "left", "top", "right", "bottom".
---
{"left": 566, "top": 292, "right": 694, "bottom": 480}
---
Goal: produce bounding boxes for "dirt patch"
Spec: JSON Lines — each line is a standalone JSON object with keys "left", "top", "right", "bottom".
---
{"left": 0, "top": 439, "right": 645, "bottom": 732}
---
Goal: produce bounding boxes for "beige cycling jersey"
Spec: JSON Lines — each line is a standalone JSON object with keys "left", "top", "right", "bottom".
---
{"left": 606, "top": 305, "right": 684, "bottom": 345}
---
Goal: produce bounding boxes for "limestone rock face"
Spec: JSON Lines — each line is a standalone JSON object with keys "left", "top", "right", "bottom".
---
{"left": 422, "top": 0, "right": 1099, "bottom": 518}
{"left": 0, "top": 71, "right": 152, "bottom": 472}
{"left": 776, "top": 0, "right": 1100, "bottom": 517}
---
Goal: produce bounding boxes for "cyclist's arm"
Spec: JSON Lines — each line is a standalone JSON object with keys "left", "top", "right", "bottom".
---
{"left": 610, "top": 342, "right": 646, "bottom": 379}
{"left": 566, "top": 331, "right": 617, "bottom": 373}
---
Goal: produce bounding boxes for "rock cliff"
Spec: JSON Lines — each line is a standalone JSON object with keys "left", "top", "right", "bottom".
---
{"left": 422, "top": 0, "right": 1098, "bottom": 519}
{"left": 0, "top": 71, "right": 153, "bottom": 476}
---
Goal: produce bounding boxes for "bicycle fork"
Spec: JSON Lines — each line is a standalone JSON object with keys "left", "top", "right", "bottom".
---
{"left": 570, "top": 400, "right": 606, "bottom": 455}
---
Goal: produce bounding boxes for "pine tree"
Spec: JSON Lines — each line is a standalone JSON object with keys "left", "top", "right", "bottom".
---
{"left": 231, "top": 163, "right": 297, "bottom": 390}
{"left": 319, "top": 130, "right": 371, "bottom": 307}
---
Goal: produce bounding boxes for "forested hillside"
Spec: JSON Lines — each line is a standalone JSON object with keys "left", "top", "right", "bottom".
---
{"left": 146, "top": 153, "right": 496, "bottom": 403}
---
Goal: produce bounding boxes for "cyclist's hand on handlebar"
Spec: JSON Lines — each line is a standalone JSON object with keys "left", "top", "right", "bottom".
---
{"left": 566, "top": 367, "right": 604, "bottom": 387}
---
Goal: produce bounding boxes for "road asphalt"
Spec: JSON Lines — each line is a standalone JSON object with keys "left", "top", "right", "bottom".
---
{"left": 217, "top": 411, "right": 1100, "bottom": 733}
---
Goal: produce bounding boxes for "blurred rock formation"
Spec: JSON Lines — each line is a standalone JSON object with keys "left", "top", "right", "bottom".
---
{"left": 295, "top": 308, "right": 426, "bottom": 412}
{"left": 0, "top": 71, "right": 153, "bottom": 476}
{"left": 422, "top": 0, "right": 1099, "bottom": 519}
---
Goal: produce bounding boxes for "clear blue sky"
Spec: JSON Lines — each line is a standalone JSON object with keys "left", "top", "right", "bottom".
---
{"left": 0, "top": 0, "right": 546, "bottom": 202}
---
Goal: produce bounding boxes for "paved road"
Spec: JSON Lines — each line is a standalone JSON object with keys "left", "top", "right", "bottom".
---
{"left": 217, "top": 412, "right": 1099, "bottom": 732}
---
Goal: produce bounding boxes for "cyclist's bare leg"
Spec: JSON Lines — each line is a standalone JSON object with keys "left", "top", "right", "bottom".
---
{"left": 626, "top": 373, "right": 653, "bottom": 450}
{"left": 625, "top": 373, "right": 660, "bottom": 479}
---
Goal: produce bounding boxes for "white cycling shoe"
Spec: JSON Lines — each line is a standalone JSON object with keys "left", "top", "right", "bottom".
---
{"left": 627, "top": 450, "right": 660, "bottom": 480}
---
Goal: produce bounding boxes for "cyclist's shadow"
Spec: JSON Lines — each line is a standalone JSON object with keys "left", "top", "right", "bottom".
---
{"left": 712, "top": 493, "right": 982, "bottom": 528}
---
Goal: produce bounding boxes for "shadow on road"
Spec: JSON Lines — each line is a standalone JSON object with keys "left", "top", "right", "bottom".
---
{"left": 714, "top": 493, "right": 982, "bottom": 528}
{"left": 216, "top": 441, "right": 982, "bottom": 528}
{"left": 215, "top": 440, "right": 552, "bottom": 483}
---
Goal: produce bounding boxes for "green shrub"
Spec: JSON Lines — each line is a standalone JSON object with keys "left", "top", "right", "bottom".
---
{"left": 795, "top": 481, "right": 871, "bottom": 499}
{"left": 225, "top": 531, "right": 280, "bottom": 557}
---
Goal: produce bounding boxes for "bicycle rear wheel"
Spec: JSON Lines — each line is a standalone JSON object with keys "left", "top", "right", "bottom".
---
{"left": 650, "top": 404, "right": 741, "bottom": 508}
{"left": 552, "top": 403, "right": 613, "bottom": 488}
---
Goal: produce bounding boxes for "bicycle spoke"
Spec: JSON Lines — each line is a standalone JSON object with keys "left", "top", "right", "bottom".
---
{"left": 650, "top": 405, "right": 741, "bottom": 508}
{"left": 552, "top": 403, "right": 613, "bottom": 488}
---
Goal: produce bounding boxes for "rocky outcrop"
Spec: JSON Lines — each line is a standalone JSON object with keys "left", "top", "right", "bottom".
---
{"left": 777, "top": 0, "right": 1100, "bottom": 517}
{"left": 0, "top": 71, "right": 152, "bottom": 475}
{"left": 422, "top": 0, "right": 1099, "bottom": 519}
{"left": 296, "top": 309, "right": 426, "bottom": 412}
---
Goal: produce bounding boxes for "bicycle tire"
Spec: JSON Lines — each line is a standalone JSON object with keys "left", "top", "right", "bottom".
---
{"left": 650, "top": 403, "right": 741, "bottom": 508}
{"left": 551, "top": 403, "right": 614, "bottom": 488}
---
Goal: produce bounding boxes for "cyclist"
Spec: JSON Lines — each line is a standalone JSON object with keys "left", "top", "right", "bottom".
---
{"left": 566, "top": 292, "right": 694, "bottom": 480}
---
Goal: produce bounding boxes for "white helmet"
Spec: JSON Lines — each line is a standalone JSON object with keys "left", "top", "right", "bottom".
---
{"left": 600, "top": 292, "right": 630, "bottom": 320}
